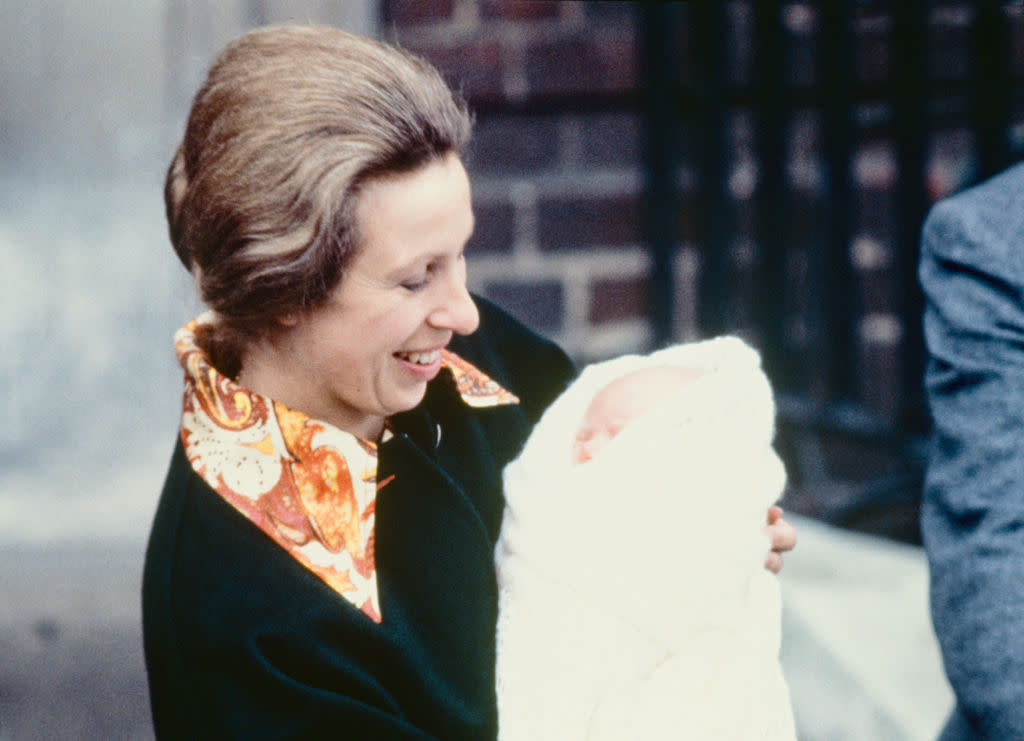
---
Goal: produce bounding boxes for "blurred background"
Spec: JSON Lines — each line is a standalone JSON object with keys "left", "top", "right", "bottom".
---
{"left": 3, "top": 0, "right": 1023, "bottom": 738}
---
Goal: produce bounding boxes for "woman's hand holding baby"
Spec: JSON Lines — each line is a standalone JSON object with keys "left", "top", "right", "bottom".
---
{"left": 764, "top": 505, "right": 796, "bottom": 573}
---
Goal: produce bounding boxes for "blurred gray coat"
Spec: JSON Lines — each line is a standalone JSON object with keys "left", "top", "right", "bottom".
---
{"left": 921, "top": 161, "right": 1024, "bottom": 741}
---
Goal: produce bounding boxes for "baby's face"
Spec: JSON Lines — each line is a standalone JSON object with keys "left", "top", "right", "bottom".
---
{"left": 571, "top": 364, "right": 702, "bottom": 464}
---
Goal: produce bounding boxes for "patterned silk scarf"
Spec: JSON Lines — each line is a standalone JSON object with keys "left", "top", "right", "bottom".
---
{"left": 174, "top": 314, "right": 518, "bottom": 623}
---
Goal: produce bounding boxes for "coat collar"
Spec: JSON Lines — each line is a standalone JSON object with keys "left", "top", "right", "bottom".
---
{"left": 173, "top": 314, "right": 517, "bottom": 623}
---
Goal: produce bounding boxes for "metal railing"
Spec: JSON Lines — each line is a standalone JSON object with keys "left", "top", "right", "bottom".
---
{"left": 640, "top": 0, "right": 1019, "bottom": 433}
{"left": 637, "top": 1, "right": 1021, "bottom": 541}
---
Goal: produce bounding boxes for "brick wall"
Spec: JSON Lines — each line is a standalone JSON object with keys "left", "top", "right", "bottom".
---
{"left": 383, "top": 0, "right": 1024, "bottom": 423}
{"left": 382, "top": 0, "right": 1024, "bottom": 543}
{"left": 382, "top": 0, "right": 662, "bottom": 364}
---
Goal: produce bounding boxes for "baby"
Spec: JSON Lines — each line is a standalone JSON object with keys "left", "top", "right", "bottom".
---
{"left": 495, "top": 337, "right": 796, "bottom": 741}
{"left": 571, "top": 364, "right": 704, "bottom": 465}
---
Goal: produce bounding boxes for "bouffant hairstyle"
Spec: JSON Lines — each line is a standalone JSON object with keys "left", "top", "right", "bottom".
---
{"left": 165, "top": 25, "right": 472, "bottom": 377}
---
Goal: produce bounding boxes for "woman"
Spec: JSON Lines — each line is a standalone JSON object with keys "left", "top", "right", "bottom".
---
{"left": 143, "top": 24, "right": 795, "bottom": 740}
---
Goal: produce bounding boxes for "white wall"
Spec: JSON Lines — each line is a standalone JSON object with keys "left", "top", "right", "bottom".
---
{"left": 0, "top": 0, "right": 376, "bottom": 180}
{"left": 0, "top": 1, "right": 377, "bottom": 544}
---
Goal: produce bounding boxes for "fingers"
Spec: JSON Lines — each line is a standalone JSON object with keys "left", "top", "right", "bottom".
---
{"left": 764, "top": 506, "right": 797, "bottom": 574}
{"left": 765, "top": 507, "right": 797, "bottom": 553}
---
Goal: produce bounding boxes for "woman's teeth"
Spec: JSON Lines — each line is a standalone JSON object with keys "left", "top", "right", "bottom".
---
{"left": 398, "top": 350, "right": 440, "bottom": 365}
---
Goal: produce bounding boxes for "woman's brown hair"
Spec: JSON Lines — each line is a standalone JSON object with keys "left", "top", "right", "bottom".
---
{"left": 165, "top": 24, "right": 472, "bottom": 376}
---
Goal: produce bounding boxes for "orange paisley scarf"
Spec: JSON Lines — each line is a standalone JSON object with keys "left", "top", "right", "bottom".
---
{"left": 175, "top": 314, "right": 518, "bottom": 623}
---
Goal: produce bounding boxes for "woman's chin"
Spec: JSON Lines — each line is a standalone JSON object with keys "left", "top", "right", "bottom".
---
{"left": 384, "top": 384, "right": 431, "bottom": 418}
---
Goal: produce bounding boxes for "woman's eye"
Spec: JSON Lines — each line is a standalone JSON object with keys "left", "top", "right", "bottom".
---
{"left": 401, "top": 278, "right": 428, "bottom": 291}
{"left": 401, "top": 270, "right": 432, "bottom": 291}
{"left": 401, "top": 262, "right": 440, "bottom": 291}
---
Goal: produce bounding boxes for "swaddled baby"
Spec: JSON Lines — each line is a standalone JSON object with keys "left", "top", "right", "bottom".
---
{"left": 495, "top": 336, "right": 796, "bottom": 741}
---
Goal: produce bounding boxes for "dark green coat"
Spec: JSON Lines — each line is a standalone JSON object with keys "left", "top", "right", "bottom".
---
{"left": 143, "top": 297, "right": 575, "bottom": 740}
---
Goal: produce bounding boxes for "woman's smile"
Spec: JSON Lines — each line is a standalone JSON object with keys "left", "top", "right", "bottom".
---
{"left": 394, "top": 348, "right": 445, "bottom": 377}
{"left": 239, "top": 153, "right": 478, "bottom": 440}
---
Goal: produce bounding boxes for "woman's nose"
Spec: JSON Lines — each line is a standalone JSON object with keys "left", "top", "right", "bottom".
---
{"left": 429, "top": 274, "right": 480, "bottom": 336}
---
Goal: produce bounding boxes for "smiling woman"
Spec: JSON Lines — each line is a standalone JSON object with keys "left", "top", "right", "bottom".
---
{"left": 237, "top": 153, "right": 480, "bottom": 441}
{"left": 143, "top": 22, "right": 798, "bottom": 741}
{"left": 143, "top": 25, "right": 576, "bottom": 740}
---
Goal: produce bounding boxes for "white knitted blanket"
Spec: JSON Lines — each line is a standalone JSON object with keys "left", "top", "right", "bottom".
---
{"left": 495, "top": 337, "right": 796, "bottom": 740}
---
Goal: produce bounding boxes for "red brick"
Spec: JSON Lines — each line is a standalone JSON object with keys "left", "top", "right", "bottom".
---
{"left": 578, "top": 112, "right": 641, "bottom": 168}
{"left": 524, "top": 28, "right": 638, "bottom": 98}
{"left": 537, "top": 193, "right": 642, "bottom": 251}
{"left": 483, "top": 280, "right": 564, "bottom": 333}
{"left": 400, "top": 38, "right": 506, "bottom": 101}
{"left": 468, "top": 114, "right": 560, "bottom": 174}
{"left": 466, "top": 199, "right": 516, "bottom": 254}
{"left": 382, "top": 0, "right": 455, "bottom": 25}
{"left": 481, "top": 0, "right": 561, "bottom": 21}
{"left": 585, "top": 1, "right": 636, "bottom": 23}
{"left": 589, "top": 275, "right": 649, "bottom": 324}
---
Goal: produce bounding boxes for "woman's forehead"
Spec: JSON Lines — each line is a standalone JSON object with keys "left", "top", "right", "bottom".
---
{"left": 353, "top": 156, "right": 473, "bottom": 260}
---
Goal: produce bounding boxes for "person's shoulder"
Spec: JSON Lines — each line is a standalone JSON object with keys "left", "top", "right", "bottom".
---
{"left": 938, "top": 160, "right": 1024, "bottom": 214}
{"left": 146, "top": 440, "right": 234, "bottom": 591}
{"left": 146, "top": 439, "right": 352, "bottom": 634}
{"left": 147, "top": 440, "right": 279, "bottom": 593}
{"left": 450, "top": 295, "right": 576, "bottom": 420}
{"left": 923, "top": 161, "right": 1024, "bottom": 267}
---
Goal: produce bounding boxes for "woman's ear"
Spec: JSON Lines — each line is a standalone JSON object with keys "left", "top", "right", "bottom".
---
{"left": 277, "top": 312, "right": 301, "bottom": 328}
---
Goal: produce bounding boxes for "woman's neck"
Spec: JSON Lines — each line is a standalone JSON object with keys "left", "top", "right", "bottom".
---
{"left": 238, "top": 341, "right": 386, "bottom": 442}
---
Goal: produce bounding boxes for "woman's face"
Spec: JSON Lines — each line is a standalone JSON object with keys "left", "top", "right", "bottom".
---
{"left": 267, "top": 153, "right": 479, "bottom": 439}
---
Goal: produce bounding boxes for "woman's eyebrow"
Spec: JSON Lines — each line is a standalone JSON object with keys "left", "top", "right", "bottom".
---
{"left": 382, "top": 253, "right": 438, "bottom": 278}
{"left": 381, "top": 258, "right": 425, "bottom": 280}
